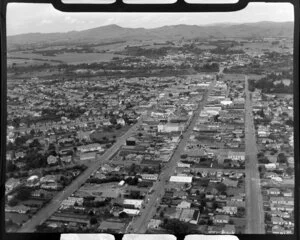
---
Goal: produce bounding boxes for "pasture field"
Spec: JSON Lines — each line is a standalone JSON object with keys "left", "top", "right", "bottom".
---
{"left": 8, "top": 52, "right": 125, "bottom": 64}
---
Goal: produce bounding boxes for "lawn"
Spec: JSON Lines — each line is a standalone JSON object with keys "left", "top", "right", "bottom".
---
{"left": 90, "top": 125, "right": 131, "bottom": 142}
{"left": 6, "top": 212, "right": 29, "bottom": 225}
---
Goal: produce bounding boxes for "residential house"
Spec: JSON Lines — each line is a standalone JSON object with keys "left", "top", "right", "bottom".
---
{"left": 227, "top": 151, "right": 245, "bottom": 161}
{"left": 272, "top": 216, "right": 285, "bottom": 225}
{"left": 265, "top": 163, "right": 277, "bottom": 170}
{"left": 148, "top": 219, "right": 162, "bottom": 229}
{"left": 176, "top": 200, "right": 191, "bottom": 209}
{"left": 80, "top": 152, "right": 96, "bottom": 161}
{"left": 140, "top": 174, "right": 158, "bottom": 181}
{"left": 222, "top": 178, "right": 238, "bottom": 187}
{"left": 5, "top": 205, "right": 30, "bottom": 214}
{"left": 47, "top": 155, "right": 58, "bottom": 165}
{"left": 61, "top": 155, "right": 72, "bottom": 164}
{"left": 179, "top": 209, "right": 200, "bottom": 224}
{"left": 270, "top": 197, "right": 293, "bottom": 205}
{"left": 61, "top": 197, "right": 84, "bottom": 208}
{"left": 77, "top": 143, "right": 104, "bottom": 153}
{"left": 123, "top": 199, "right": 143, "bottom": 209}
{"left": 267, "top": 188, "right": 281, "bottom": 195}
{"left": 213, "top": 215, "right": 230, "bottom": 224}
{"left": 222, "top": 206, "right": 238, "bottom": 215}
{"left": 282, "top": 189, "right": 293, "bottom": 197}
{"left": 40, "top": 175, "right": 59, "bottom": 184}
{"left": 272, "top": 225, "right": 293, "bottom": 234}
{"left": 122, "top": 208, "right": 140, "bottom": 216}
{"left": 26, "top": 175, "right": 40, "bottom": 187}
{"left": 5, "top": 178, "right": 21, "bottom": 193}
{"left": 40, "top": 182, "right": 63, "bottom": 191}
{"left": 169, "top": 176, "right": 192, "bottom": 183}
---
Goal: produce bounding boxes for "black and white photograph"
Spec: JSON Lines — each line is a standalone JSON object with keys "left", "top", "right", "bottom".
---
{"left": 4, "top": 1, "right": 295, "bottom": 235}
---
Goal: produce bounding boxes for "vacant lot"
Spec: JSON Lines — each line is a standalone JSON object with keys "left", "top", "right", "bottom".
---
{"left": 76, "top": 182, "right": 125, "bottom": 199}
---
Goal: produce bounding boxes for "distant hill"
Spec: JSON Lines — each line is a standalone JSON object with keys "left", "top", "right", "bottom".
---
{"left": 7, "top": 21, "right": 293, "bottom": 48}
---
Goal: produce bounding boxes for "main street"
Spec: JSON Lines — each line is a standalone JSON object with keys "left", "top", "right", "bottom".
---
{"left": 128, "top": 77, "right": 217, "bottom": 233}
{"left": 18, "top": 117, "right": 145, "bottom": 232}
{"left": 244, "top": 76, "right": 265, "bottom": 233}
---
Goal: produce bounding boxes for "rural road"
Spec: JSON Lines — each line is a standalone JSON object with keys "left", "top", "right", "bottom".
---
{"left": 244, "top": 75, "right": 265, "bottom": 234}
{"left": 128, "top": 77, "right": 217, "bottom": 233}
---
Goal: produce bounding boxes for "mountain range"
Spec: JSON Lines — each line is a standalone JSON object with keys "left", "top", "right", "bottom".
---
{"left": 7, "top": 21, "right": 293, "bottom": 47}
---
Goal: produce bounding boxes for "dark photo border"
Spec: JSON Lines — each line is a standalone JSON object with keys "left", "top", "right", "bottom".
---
{"left": 0, "top": 1, "right": 299, "bottom": 240}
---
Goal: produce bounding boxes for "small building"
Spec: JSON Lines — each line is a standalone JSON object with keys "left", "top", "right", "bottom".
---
{"left": 148, "top": 219, "right": 162, "bottom": 229}
{"left": 77, "top": 143, "right": 104, "bottom": 153}
{"left": 272, "top": 225, "right": 293, "bottom": 234}
{"left": 272, "top": 216, "right": 285, "bottom": 225}
{"left": 61, "top": 155, "right": 72, "bottom": 163}
{"left": 5, "top": 178, "right": 21, "bottom": 194}
{"left": 5, "top": 205, "right": 30, "bottom": 214}
{"left": 80, "top": 152, "right": 96, "bottom": 161}
{"left": 179, "top": 209, "right": 200, "bottom": 224}
{"left": 213, "top": 214, "right": 230, "bottom": 224}
{"left": 123, "top": 199, "right": 143, "bottom": 209}
{"left": 169, "top": 176, "right": 193, "bottom": 183}
{"left": 140, "top": 174, "right": 158, "bottom": 181}
{"left": 61, "top": 197, "right": 84, "bottom": 208}
{"left": 26, "top": 175, "right": 40, "bottom": 187}
{"left": 265, "top": 163, "right": 277, "bottom": 170}
{"left": 227, "top": 151, "right": 245, "bottom": 161}
{"left": 267, "top": 188, "right": 281, "bottom": 195}
{"left": 222, "top": 178, "right": 238, "bottom": 187}
{"left": 40, "top": 175, "right": 59, "bottom": 184}
{"left": 47, "top": 155, "right": 58, "bottom": 165}
{"left": 176, "top": 200, "right": 191, "bottom": 209}
{"left": 122, "top": 208, "right": 140, "bottom": 216}
{"left": 126, "top": 137, "right": 137, "bottom": 146}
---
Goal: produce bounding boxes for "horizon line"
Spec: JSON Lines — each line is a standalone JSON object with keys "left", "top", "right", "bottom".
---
{"left": 7, "top": 20, "right": 293, "bottom": 37}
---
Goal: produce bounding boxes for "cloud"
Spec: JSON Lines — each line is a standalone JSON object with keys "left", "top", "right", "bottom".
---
{"left": 40, "top": 19, "right": 53, "bottom": 25}
{"left": 65, "top": 16, "right": 78, "bottom": 24}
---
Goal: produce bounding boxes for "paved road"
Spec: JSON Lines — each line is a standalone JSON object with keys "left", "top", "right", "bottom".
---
{"left": 128, "top": 78, "right": 217, "bottom": 233}
{"left": 244, "top": 76, "right": 265, "bottom": 234}
{"left": 18, "top": 117, "right": 145, "bottom": 232}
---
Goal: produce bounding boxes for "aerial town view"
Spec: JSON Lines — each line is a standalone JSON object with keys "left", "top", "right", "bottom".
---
{"left": 4, "top": 3, "right": 294, "bottom": 235}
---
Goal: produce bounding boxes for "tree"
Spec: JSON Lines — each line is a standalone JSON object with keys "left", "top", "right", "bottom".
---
{"left": 6, "top": 161, "right": 17, "bottom": 172}
{"left": 8, "top": 198, "right": 18, "bottom": 207}
{"left": 15, "top": 188, "right": 32, "bottom": 201}
{"left": 180, "top": 154, "right": 188, "bottom": 159}
{"left": 215, "top": 183, "right": 227, "bottom": 193}
{"left": 119, "top": 212, "right": 129, "bottom": 218}
{"left": 277, "top": 153, "right": 287, "bottom": 164}
{"left": 89, "top": 217, "right": 98, "bottom": 225}
{"left": 286, "top": 167, "right": 294, "bottom": 176}
{"left": 29, "top": 139, "right": 42, "bottom": 149}
{"left": 48, "top": 143, "right": 56, "bottom": 152}
{"left": 30, "top": 129, "right": 35, "bottom": 136}
{"left": 163, "top": 219, "right": 191, "bottom": 235}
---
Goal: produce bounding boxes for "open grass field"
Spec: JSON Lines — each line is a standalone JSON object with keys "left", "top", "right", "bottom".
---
{"left": 90, "top": 125, "right": 131, "bottom": 142}
{"left": 7, "top": 58, "right": 60, "bottom": 67}
{"left": 8, "top": 52, "right": 125, "bottom": 65}
{"left": 76, "top": 182, "right": 125, "bottom": 199}
{"left": 231, "top": 41, "right": 293, "bottom": 54}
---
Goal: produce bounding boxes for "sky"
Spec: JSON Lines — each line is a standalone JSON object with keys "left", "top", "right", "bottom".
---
{"left": 7, "top": 2, "right": 294, "bottom": 36}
